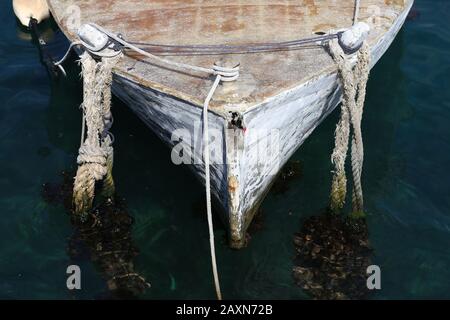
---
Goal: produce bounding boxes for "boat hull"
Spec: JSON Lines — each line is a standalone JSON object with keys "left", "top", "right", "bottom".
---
{"left": 110, "top": 0, "right": 411, "bottom": 248}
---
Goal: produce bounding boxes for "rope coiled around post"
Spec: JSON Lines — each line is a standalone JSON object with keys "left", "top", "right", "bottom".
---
{"left": 73, "top": 52, "right": 122, "bottom": 218}
{"left": 328, "top": 39, "right": 370, "bottom": 216}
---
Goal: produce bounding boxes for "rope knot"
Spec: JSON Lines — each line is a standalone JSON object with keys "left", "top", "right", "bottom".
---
{"left": 77, "top": 144, "right": 107, "bottom": 165}
{"left": 213, "top": 62, "right": 240, "bottom": 82}
{"left": 73, "top": 52, "right": 120, "bottom": 216}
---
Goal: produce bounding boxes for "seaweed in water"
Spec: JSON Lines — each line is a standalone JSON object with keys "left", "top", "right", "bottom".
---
{"left": 245, "top": 209, "right": 265, "bottom": 244}
{"left": 292, "top": 211, "right": 373, "bottom": 300}
{"left": 42, "top": 171, "right": 150, "bottom": 299}
{"left": 42, "top": 170, "right": 74, "bottom": 210}
{"left": 68, "top": 198, "right": 150, "bottom": 298}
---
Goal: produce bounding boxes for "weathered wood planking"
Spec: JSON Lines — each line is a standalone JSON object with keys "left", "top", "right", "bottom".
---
{"left": 47, "top": 0, "right": 413, "bottom": 247}
{"left": 48, "top": 0, "right": 408, "bottom": 113}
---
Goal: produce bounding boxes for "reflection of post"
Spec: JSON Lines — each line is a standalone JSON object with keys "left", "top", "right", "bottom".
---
{"left": 43, "top": 171, "right": 150, "bottom": 297}
{"left": 67, "top": 198, "right": 150, "bottom": 298}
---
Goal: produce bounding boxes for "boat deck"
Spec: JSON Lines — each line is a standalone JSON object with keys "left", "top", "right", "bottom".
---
{"left": 47, "top": 0, "right": 408, "bottom": 116}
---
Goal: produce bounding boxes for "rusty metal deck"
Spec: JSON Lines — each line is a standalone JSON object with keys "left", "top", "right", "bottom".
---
{"left": 47, "top": 0, "right": 407, "bottom": 115}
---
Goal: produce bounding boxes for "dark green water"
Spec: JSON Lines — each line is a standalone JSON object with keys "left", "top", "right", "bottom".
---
{"left": 1, "top": 0, "right": 449, "bottom": 299}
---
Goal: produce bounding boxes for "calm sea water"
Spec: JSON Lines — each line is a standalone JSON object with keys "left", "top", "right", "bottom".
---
{"left": 1, "top": 0, "right": 449, "bottom": 299}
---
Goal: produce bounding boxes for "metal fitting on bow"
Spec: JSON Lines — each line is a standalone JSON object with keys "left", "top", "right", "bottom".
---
{"left": 337, "top": 22, "right": 371, "bottom": 55}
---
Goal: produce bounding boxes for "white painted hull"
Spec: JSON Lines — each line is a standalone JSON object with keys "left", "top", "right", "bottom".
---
{"left": 111, "top": 2, "right": 412, "bottom": 248}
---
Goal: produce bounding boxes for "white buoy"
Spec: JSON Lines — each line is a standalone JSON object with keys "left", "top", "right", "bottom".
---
{"left": 13, "top": 0, "right": 50, "bottom": 27}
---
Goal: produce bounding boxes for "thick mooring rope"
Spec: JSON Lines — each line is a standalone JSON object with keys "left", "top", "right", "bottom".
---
{"left": 66, "top": 23, "right": 240, "bottom": 299}
{"left": 328, "top": 39, "right": 370, "bottom": 215}
{"left": 203, "top": 75, "right": 223, "bottom": 300}
{"left": 73, "top": 52, "right": 122, "bottom": 217}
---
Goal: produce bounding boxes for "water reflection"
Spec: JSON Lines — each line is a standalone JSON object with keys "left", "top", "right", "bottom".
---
{"left": 68, "top": 197, "right": 151, "bottom": 299}
{"left": 43, "top": 171, "right": 150, "bottom": 298}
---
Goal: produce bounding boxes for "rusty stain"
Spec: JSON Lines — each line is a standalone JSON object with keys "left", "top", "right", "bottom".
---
{"left": 385, "top": 0, "right": 406, "bottom": 5}
{"left": 221, "top": 20, "right": 246, "bottom": 33}
{"left": 304, "top": 0, "right": 319, "bottom": 16}
{"left": 228, "top": 176, "right": 239, "bottom": 193}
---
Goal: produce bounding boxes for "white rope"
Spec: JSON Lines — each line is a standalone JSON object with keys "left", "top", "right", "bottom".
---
{"left": 68, "top": 23, "right": 349, "bottom": 81}
{"left": 203, "top": 74, "right": 223, "bottom": 301}
{"left": 89, "top": 23, "right": 215, "bottom": 76}
{"left": 80, "top": 110, "right": 86, "bottom": 145}
{"left": 56, "top": 64, "right": 67, "bottom": 77}
{"left": 202, "top": 63, "right": 239, "bottom": 300}
{"left": 53, "top": 41, "right": 83, "bottom": 76}
{"left": 54, "top": 41, "right": 82, "bottom": 66}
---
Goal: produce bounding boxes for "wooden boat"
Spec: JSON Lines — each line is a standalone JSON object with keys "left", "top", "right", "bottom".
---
{"left": 47, "top": 0, "right": 414, "bottom": 248}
